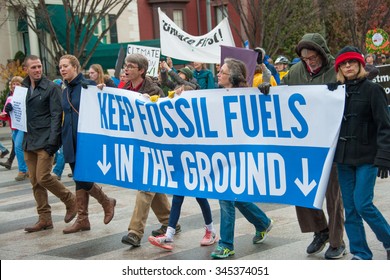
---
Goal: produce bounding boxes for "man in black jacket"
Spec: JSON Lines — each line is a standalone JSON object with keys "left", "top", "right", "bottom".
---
{"left": 6, "top": 55, "right": 76, "bottom": 232}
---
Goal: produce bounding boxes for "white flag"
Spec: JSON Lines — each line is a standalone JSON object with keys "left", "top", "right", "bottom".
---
{"left": 158, "top": 8, "right": 235, "bottom": 63}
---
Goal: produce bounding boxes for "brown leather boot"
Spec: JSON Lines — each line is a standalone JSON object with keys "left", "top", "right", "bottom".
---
{"left": 25, "top": 215, "right": 53, "bottom": 233}
{"left": 88, "top": 184, "right": 116, "bottom": 224}
{"left": 64, "top": 193, "right": 77, "bottom": 223}
{"left": 15, "top": 172, "right": 28, "bottom": 181}
{"left": 63, "top": 189, "right": 91, "bottom": 234}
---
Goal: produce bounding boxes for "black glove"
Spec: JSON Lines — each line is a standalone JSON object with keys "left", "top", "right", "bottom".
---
{"left": 258, "top": 82, "right": 271, "bottom": 95}
{"left": 327, "top": 82, "right": 339, "bottom": 91}
{"left": 377, "top": 166, "right": 389, "bottom": 179}
{"left": 81, "top": 81, "right": 89, "bottom": 89}
{"left": 4, "top": 103, "right": 13, "bottom": 115}
{"left": 44, "top": 144, "right": 59, "bottom": 157}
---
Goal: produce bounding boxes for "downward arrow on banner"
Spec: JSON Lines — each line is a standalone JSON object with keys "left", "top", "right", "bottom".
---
{"left": 97, "top": 144, "right": 111, "bottom": 175}
{"left": 294, "top": 158, "right": 317, "bottom": 196}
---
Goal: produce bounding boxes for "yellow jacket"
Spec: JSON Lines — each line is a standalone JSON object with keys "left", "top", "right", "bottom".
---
{"left": 252, "top": 73, "right": 277, "bottom": 87}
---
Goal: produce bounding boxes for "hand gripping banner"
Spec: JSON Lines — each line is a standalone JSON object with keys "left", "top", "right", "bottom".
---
{"left": 75, "top": 85, "right": 345, "bottom": 209}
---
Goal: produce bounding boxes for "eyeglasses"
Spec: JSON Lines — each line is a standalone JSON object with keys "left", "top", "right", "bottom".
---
{"left": 339, "top": 59, "right": 358, "bottom": 68}
{"left": 301, "top": 54, "right": 318, "bottom": 62}
{"left": 125, "top": 64, "right": 138, "bottom": 69}
{"left": 218, "top": 70, "right": 230, "bottom": 76}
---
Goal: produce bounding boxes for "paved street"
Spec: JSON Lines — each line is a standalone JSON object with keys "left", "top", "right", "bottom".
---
{"left": 0, "top": 125, "right": 389, "bottom": 261}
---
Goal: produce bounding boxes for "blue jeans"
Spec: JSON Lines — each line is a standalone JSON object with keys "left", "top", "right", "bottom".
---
{"left": 0, "top": 141, "right": 7, "bottom": 152}
{"left": 12, "top": 130, "right": 28, "bottom": 173}
{"left": 52, "top": 146, "right": 65, "bottom": 177}
{"left": 337, "top": 163, "right": 390, "bottom": 260}
{"left": 168, "top": 195, "right": 212, "bottom": 228}
{"left": 218, "top": 200, "right": 271, "bottom": 250}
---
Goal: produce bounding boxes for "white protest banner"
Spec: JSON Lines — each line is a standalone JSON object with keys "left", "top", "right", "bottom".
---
{"left": 75, "top": 85, "right": 345, "bottom": 209}
{"left": 158, "top": 8, "right": 235, "bottom": 63}
{"left": 126, "top": 44, "right": 160, "bottom": 77}
{"left": 10, "top": 86, "right": 27, "bottom": 132}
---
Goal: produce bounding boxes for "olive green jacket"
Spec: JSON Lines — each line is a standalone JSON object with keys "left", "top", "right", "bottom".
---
{"left": 282, "top": 33, "right": 336, "bottom": 85}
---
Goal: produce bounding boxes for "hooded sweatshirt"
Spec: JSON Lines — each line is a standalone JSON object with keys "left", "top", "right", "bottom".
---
{"left": 282, "top": 33, "right": 336, "bottom": 85}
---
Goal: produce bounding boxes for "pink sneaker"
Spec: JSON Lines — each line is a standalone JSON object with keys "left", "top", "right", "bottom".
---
{"left": 148, "top": 235, "right": 174, "bottom": 251}
{"left": 200, "top": 228, "right": 218, "bottom": 246}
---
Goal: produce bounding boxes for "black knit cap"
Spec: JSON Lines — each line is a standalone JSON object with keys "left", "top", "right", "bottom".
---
{"left": 335, "top": 46, "right": 365, "bottom": 72}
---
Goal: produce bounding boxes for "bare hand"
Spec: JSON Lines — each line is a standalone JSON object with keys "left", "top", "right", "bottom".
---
{"left": 160, "top": 61, "right": 168, "bottom": 70}
{"left": 175, "top": 85, "right": 184, "bottom": 96}
{"left": 97, "top": 83, "right": 106, "bottom": 90}
{"left": 167, "top": 57, "right": 173, "bottom": 67}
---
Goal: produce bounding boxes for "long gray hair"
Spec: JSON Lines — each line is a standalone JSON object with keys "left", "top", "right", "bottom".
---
{"left": 224, "top": 58, "right": 248, "bottom": 88}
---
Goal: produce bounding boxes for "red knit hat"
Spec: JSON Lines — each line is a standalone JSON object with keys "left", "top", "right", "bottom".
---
{"left": 335, "top": 46, "right": 365, "bottom": 72}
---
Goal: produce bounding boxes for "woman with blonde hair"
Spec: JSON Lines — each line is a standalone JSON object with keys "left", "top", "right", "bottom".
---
{"left": 88, "top": 64, "right": 105, "bottom": 84}
{"left": 333, "top": 46, "right": 390, "bottom": 260}
{"left": 89, "top": 63, "right": 116, "bottom": 87}
{"left": 59, "top": 55, "right": 116, "bottom": 234}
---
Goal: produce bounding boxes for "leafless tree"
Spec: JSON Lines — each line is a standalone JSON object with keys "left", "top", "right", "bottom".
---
{"left": 342, "top": 0, "right": 390, "bottom": 51}
{"left": 214, "top": 0, "right": 321, "bottom": 58}
{"left": 317, "top": 0, "right": 390, "bottom": 53}
{"left": 6, "top": 0, "right": 132, "bottom": 69}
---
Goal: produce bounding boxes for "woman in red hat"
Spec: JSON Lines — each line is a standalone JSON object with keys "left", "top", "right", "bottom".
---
{"left": 333, "top": 46, "right": 390, "bottom": 260}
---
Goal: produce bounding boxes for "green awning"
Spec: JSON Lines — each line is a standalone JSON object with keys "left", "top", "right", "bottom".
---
{"left": 47, "top": 5, "right": 100, "bottom": 54}
{"left": 86, "top": 40, "right": 160, "bottom": 69}
{"left": 86, "top": 40, "right": 190, "bottom": 69}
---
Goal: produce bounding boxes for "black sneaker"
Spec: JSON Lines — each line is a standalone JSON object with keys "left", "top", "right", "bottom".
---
{"left": 151, "top": 224, "right": 182, "bottom": 237}
{"left": 324, "top": 244, "right": 347, "bottom": 259}
{"left": 121, "top": 232, "right": 141, "bottom": 247}
{"left": 306, "top": 231, "right": 329, "bottom": 255}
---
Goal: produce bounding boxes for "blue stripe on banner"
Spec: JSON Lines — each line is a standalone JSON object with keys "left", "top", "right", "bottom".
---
{"left": 75, "top": 133, "right": 329, "bottom": 209}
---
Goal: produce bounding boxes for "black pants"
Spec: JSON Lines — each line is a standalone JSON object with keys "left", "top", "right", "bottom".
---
{"left": 69, "top": 162, "right": 94, "bottom": 191}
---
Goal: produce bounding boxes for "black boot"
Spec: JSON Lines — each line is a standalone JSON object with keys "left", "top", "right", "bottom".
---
{"left": 0, "top": 158, "right": 12, "bottom": 170}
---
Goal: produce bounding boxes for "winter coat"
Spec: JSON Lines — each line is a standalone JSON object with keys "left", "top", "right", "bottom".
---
{"left": 62, "top": 73, "right": 96, "bottom": 163}
{"left": 252, "top": 73, "right": 277, "bottom": 87}
{"left": 282, "top": 33, "right": 336, "bottom": 85}
{"left": 333, "top": 78, "right": 390, "bottom": 167}
{"left": 22, "top": 76, "right": 63, "bottom": 151}
{"left": 0, "top": 95, "right": 13, "bottom": 129}
{"left": 364, "top": 64, "right": 379, "bottom": 80}
{"left": 278, "top": 71, "right": 289, "bottom": 80}
{"left": 264, "top": 59, "right": 280, "bottom": 85}
{"left": 160, "top": 69, "right": 199, "bottom": 90}
{"left": 123, "top": 76, "right": 164, "bottom": 96}
{"left": 104, "top": 77, "right": 117, "bottom": 88}
{"left": 193, "top": 69, "right": 215, "bottom": 89}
